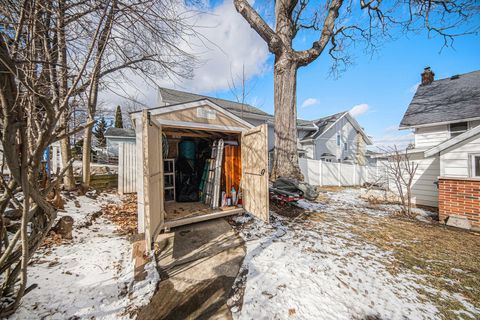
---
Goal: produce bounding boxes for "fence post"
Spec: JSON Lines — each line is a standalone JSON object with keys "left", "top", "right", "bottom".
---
{"left": 319, "top": 160, "right": 323, "bottom": 186}
{"left": 337, "top": 162, "right": 341, "bottom": 186}
{"left": 353, "top": 163, "right": 357, "bottom": 186}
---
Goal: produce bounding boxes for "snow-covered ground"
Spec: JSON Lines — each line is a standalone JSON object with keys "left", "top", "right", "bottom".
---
{"left": 11, "top": 192, "right": 158, "bottom": 320}
{"left": 230, "top": 188, "right": 479, "bottom": 320}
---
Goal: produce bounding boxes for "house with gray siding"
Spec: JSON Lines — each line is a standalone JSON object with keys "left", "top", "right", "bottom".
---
{"left": 394, "top": 68, "right": 480, "bottom": 217}
{"left": 299, "top": 111, "right": 372, "bottom": 165}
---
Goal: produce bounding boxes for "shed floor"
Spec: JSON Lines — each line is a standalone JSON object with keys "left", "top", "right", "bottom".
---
{"left": 165, "top": 202, "right": 240, "bottom": 222}
{"left": 165, "top": 202, "right": 213, "bottom": 221}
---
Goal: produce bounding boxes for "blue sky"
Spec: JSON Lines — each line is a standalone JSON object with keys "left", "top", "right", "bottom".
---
{"left": 104, "top": 0, "right": 479, "bottom": 147}
{"left": 198, "top": 1, "right": 480, "bottom": 147}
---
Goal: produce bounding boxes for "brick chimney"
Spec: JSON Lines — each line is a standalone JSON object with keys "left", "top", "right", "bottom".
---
{"left": 421, "top": 67, "right": 435, "bottom": 86}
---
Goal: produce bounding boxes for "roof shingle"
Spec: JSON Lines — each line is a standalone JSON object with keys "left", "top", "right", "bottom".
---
{"left": 400, "top": 70, "right": 480, "bottom": 128}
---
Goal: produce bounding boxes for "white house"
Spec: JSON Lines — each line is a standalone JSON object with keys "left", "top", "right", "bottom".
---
{"left": 156, "top": 87, "right": 372, "bottom": 164}
{"left": 394, "top": 68, "right": 480, "bottom": 219}
{"left": 299, "top": 111, "right": 372, "bottom": 164}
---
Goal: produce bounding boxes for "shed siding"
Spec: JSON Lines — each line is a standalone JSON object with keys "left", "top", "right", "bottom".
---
{"left": 135, "top": 119, "right": 145, "bottom": 233}
{"left": 245, "top": 118, "right": 274, "bottom": 151}
{"left": 440, "top": 133, "right": 480, "bottom": 177}
{"left": 159, "top": 105, "right": 245, "bottom": 128}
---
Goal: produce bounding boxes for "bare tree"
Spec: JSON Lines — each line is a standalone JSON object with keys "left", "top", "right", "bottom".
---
{"left": 0, "top": 0, "right": 104, "bottom": 314}
{"left": 382, "top": 146, "right": 419, "bottom": 217}
{"left": 233, "top": 0, "right": 479, "bottom": 180}
{"left": 80, "top": 0, "right": 196, "bottom": 187}
{"left": 0, "top": 0, "right": 195, "bottom": 314}
{"left": 228, "top": 64, "right": 257, "bottom": 119}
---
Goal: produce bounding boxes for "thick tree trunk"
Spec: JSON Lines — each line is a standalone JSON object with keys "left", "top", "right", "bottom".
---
{"left": 270, "top": 55, "right": 303, "bottom": 180}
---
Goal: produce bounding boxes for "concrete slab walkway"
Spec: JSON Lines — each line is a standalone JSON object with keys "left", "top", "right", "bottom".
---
{"left": 136, "top": 218, "right": 245, "bottom": 320}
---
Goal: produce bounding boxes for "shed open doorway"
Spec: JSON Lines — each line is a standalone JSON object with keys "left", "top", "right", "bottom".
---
{"left": 161, "top": 126, "right": 244, "bottom": 228}
{"left": 135, "top": 100, "right": 270, "bottom": 251}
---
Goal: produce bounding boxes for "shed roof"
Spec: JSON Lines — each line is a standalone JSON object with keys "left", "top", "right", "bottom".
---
{"left": 105, "top": 127, "right": 135, "bottom": 138}
{"left": 158, "top": 87, "right": 270, "bottom": 117}
{"left": 400, "top": 70, "right": 480, "bottom": 128}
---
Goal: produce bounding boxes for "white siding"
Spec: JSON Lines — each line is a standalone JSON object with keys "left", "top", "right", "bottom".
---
{"left": 414, "top": 125, "right": 449, "bottom": 148}
{"left": 440, "top": 133, "right": 480, "bottom": 178}
{"left": 118, "top": 142, "right": 137, "bottom": 194}
{"left": 303, "top": 143, "right": 314, "bottom": 159}
{"left": 384, "top": 153, "right": 440, "bottom": 207}
{"left": 414, "top": 121, "right": 480, "bottom": 149}
{"left": 312, "top": 116, "right": 363, "bottom": 163}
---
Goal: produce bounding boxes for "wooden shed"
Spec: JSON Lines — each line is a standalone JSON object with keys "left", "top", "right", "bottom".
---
{"left": 130, "top": 99, "right": 269, "bottom": 250}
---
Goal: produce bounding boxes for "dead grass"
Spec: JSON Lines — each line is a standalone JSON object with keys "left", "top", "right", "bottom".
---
{"left": 317, "top": 186, "right": 350, "bottom": 193}
{"left": 102, "top": 194, "right": 138, "bottom": 235}
{"left": 348, "top": 215, "right": 480, "bottom": 319}
{"left": 270, "top": 200, "right": 305, "bottom": 218}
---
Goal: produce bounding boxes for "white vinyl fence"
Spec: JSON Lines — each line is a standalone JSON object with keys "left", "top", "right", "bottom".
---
{"left": 118, "top": 142, "right": 137, "bottom": 194}
{"left": 299, "top": 158, "right": 386, "bottom": 187}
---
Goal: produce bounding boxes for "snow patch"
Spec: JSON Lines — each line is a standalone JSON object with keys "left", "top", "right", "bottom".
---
{"left": 11, "top": 193, "right": 158, "bottom": 319}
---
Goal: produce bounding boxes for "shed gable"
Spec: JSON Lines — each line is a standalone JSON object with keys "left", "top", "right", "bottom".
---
{"left": 154, "top": 104, "right": 250, "bottom": 130}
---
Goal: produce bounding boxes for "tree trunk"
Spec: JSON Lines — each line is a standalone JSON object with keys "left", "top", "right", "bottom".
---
{"left": 270, "top": 55, "right": 303, "bottom": 180}
{"left": 60, "top": 135, "right": 75, "bottom": 190}
{"left": 58, "top": 0, "right": 75, "bottom": 191}
{"left": 82, "top": 120, "right": 93, "bottom": 186}
{"left": 82, "top": 0, "right": 116, "bottom": 187}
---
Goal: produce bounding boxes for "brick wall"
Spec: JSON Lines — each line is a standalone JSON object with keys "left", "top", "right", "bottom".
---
{"left": 438, "top": 177, "right": 480, "bottom": 230}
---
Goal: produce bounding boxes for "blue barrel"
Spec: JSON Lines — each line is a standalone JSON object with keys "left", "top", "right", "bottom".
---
{"left": 179, "top": 141, "right": 196, "bottom": 160}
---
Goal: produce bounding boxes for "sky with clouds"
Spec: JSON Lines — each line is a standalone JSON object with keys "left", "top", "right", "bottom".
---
{"left": 100, "top": 0, "right": 480, "bottom": 149}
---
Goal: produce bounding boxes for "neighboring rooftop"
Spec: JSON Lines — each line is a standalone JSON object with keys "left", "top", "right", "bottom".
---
{"left": 302, "top": 111, "right": 347, "bottom": 140}
{"left": 105, "top": 127, "right": 135, "bottom": 138}
{"left": 400, "top": 70, "right": 480, "bottom": 128}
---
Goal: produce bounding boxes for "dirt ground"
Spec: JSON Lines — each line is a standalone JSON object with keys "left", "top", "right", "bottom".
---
{"left": 231, "top": 188, "right": 480, "bottom": 319}
{"left": 136, "top": 187, "right": 479, "bottom": 319}
{"left": 346, "top": 213, "right": 480, "bottom": 319}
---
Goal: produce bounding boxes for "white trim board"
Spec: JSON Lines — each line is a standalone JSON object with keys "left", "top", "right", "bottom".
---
{"left": 131, "top": 99, "right": 254, "bottom": 129}
{"left": 399, "top": 116, "right": 480, "bottom": 130}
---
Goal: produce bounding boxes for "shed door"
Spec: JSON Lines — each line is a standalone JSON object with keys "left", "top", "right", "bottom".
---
{"left": 241, "top": 124, "right": 269, "bottom": 222}
{"left": 142, "top": 111, "right": 164, "bottom": 248}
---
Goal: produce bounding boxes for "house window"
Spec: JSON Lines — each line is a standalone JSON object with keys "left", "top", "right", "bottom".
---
{"left": 337, "top": 134, "right": 341, "bottom": 146}
{"left": 449, "top": 122, "right": 468, "bottom": 138}
{"left": 471, "top": 154, "right": 480, "bottom": 177}
{"left": 344, "top": 142, "right": 348, "bottom": 151}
